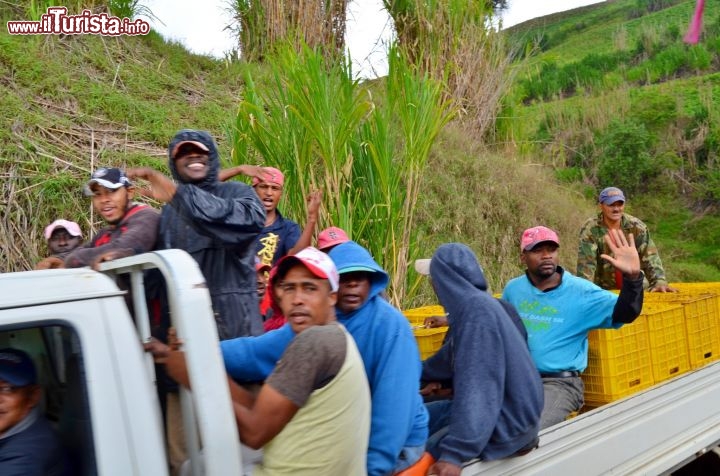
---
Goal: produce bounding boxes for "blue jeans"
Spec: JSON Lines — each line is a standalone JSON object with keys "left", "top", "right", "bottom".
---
{"left": 425, "top": 400, "right": 453, "bottom": 460}
{"left": 539, "top": 376, "right": 584, "bottom": 430}
{"left": 392, "top": 444, "right": 426, "bottom": 474}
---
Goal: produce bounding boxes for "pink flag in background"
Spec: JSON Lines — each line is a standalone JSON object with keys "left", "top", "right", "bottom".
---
{"left": 684, "top": 0, "right": 705, "bottom": 44}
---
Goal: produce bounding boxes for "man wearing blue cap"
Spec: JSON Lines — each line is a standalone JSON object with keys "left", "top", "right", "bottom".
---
{"left": 577, "top": 186, "right": 676, "bottom": 292}
{"left": 0, "top": 348, "right": 68, "bottom": 475}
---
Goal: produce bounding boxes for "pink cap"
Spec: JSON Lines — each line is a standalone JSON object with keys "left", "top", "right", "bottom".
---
{"left": 252, "top": 167, "right": 285, "bottom": 187}
{"left": 317, "top": 227, "right": 350, "bottom": 251}
{"left": 44, "top": 219, "right": 82, "bottom": 241}
{"left": 274, "top": 247, "right": 339, "bottom": 291}
{"left": 521, "top": 226, "right": 560, "bottom": 251}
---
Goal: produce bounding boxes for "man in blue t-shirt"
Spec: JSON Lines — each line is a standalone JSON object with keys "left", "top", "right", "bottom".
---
{"left": 502, "top": 225, "right": 644, "bottom": 429}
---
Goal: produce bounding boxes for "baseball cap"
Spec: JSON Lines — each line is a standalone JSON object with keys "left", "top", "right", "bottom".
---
{"left": 255, "top": 256, "right": 271, "bottom": 273}
{"left": 599, "top": 187, "right": 626, "bottom": 205}
{"left": 317, "top": 227, "right": 350, "bottom": 251}
{"left": 171, "top": 140, "right": 210, "bottom": 159}
{"left": 521, "top": 226, "right": 560, "bottom": 251}
{"left": 273, "top": 247, "right": 339, "bottom": 291}
{"left": 414, "top": 259, "right": 431, "bottom": 276}
{"left": 0, "top": 349, "right": 37, "bottom": 387}
{"left": 44, "top": 219, "right": 82, "bottom": 241}
{"left": 84, "top": 167, "right": 132, "bottom": 195}
{"left": 252, "top": 167, "right": 285, "bottom": 187}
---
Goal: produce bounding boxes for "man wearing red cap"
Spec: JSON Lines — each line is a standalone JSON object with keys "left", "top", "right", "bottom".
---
{"left": 502, "top": 225, "right": 644, "bottom": 429}
{"left": 317, "top": 226, "right": 350, "bottom": 252}
{"left": 147, "top": 247, "right": 370, "bottom": 475}
{"left": 220, "top": 165, "right": 322, "bottom": 266}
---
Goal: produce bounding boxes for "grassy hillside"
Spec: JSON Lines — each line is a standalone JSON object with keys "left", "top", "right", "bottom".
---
{"left": 2, "top": 1, "right": 719, "bottom": 306}
{"left": 0, "top": 4, "right": 255, "bottom": 271}
{"left": 0, "top": 3, "right": 594, "bottom": 303}
{"left": 500, "top": 0, "right": 720, "bottom": 285}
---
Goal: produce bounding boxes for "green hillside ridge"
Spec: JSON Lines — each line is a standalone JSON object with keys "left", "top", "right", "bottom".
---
{"left": 0, "top": 9, "right": 254, "bottom": 271}
{"left": 499, "top": 0, "right": 720, "bottom": 290}
{"left": 2, "top": 1, "right": 719, "bottom": 306}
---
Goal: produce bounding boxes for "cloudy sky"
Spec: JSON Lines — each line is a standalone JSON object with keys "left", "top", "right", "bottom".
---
{"left": 142, "top": 0, "right": 604, "bottom": 78}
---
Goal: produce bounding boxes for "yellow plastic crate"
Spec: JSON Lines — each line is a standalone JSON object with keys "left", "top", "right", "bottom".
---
{"left": 643, "top": 303, "right": 690, "bottom": 383}
{"left": 668, "top": 282, "right": 720, "bottom": 295}
{"left": 645, "top": 293, "right": 720, "bottom": 369}
{"left": 582, "top": 316, "right": 653, "bottom": 404}
{"left": 413, "top": 327, "right": 448, "bottom": 360}
{"left": 403, "top": 305, "right": 445, "bottom": 326}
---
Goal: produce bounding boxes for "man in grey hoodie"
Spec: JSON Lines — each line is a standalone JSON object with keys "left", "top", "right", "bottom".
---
{"left": 422, "top": 243, "right": 543, "bottom": 476}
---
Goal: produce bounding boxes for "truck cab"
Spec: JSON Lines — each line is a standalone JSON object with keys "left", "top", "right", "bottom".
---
{"left": 0, "top": 250, "right": 242, "bottom": 476}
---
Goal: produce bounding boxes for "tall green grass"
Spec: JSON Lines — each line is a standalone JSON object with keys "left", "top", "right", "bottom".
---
{"left": 230, "top": 43, "right": 453, "bottom": 305}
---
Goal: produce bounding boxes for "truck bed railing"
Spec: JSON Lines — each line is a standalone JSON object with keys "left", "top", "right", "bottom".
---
{"left": 463, "top": 361, "right": 720, "bottom": 475}
{"left": 99, "top": 250, "right": 243, "bottom": 476}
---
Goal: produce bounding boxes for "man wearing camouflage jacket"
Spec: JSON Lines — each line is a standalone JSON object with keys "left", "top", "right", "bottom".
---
{"left": 577, "top": 186, "right": 676, "bottom": 292}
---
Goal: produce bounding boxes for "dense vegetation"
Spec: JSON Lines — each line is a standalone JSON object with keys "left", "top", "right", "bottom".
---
{"left": 2, "top": 0, "right": 720, "bottom": 307}
{"left": 499, "top": 0, "right": 720, "bottom": 291}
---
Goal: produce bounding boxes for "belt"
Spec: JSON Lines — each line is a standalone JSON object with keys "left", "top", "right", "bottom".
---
{"left": 540, "top": 370, "right": 580, "bottom": 378}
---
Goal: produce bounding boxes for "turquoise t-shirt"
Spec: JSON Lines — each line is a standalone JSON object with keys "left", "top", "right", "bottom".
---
{"left": 502, "top": 268, "right": 621, "bottom": 373}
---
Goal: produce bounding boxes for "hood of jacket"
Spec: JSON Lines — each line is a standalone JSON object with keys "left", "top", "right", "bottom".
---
{"left": 328, "top": 241, "right": 388, "bottom": 316}
{"left": 429, "top": 243, "right": 488, "bottom": 326}
{"left": 167, "top": 129, "right": 220, "bottom": 187}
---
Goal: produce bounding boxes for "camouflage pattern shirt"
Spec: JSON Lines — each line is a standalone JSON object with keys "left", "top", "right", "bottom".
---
{"left": 576, "top": 212, "right": 668, "bottom": 290}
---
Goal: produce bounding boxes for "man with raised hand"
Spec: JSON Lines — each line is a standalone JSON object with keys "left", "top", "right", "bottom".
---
{"left": 503, "top": 225, "right": 644, "bottom": 429}
{"left": 577, "top": 186, "right": 676, "bottom": 292}
{"left": 128, "top": 130, "right": 267, "bottom": 475}
{"left": 127, "top": 130, "right": 266, "bottom": 340}
{"left": 220, "top": 165, "right": 322, "bottom": 267}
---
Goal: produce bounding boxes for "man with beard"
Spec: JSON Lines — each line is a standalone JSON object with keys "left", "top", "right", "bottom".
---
{"left": 35, "top": 168, "right": 159, "bottom": 270}
{"left": 502, "top": 226, "right": 644, "bottom": 430}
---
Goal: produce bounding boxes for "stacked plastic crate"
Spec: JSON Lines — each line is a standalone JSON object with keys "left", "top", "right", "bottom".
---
{"left": 402, "top": 305, "right": 448, "bottom": 360}
{"left": 582, "top": 283, "right": 720, "bottom": 407}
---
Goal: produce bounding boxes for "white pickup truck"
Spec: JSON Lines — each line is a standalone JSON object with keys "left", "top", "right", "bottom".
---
{"left": 1, "top": 250, "right": 720, "bottom": 475}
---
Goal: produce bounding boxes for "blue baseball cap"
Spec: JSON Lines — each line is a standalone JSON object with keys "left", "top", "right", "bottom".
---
{"left": 599, "top": 187, "right": 626, "bottom": 205}
{"left": 0, "top": 349, "right": 37, "bottom": 386}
